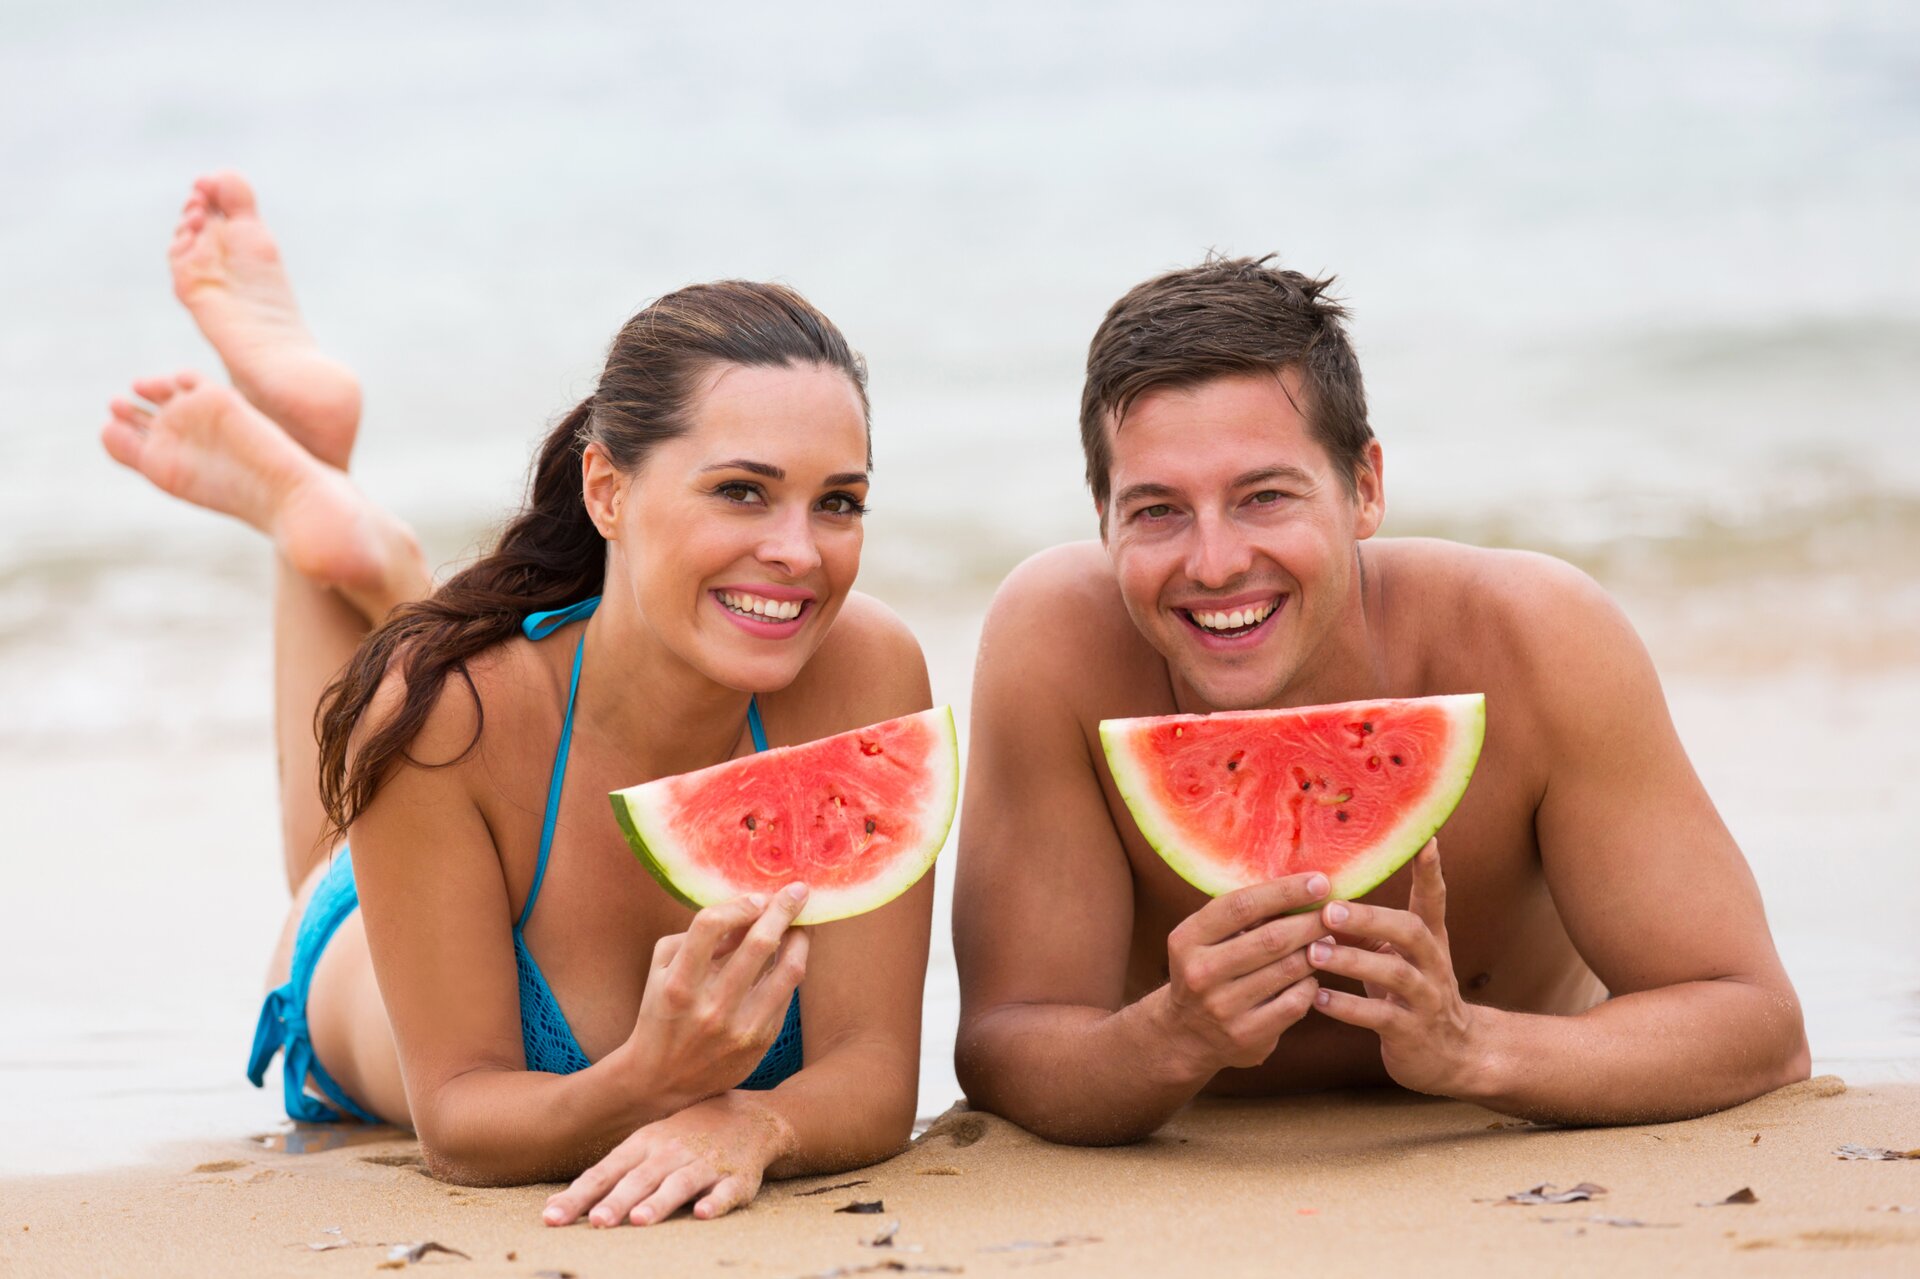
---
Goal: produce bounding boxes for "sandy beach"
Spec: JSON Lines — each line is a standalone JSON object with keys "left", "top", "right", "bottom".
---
{"left": 7, "top": 1077, "right": 1917, "bottom": 1277}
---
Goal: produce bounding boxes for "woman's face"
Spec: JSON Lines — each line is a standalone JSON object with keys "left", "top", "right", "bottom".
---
{"left": 591, "top": 362, "right": 871, "bottom": 693}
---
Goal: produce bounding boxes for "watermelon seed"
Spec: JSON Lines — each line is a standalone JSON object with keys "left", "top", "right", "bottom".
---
{"left": 744, "top": 815, "right": 757, "bottom": 831}
{"left": 865, "top": 819, "right": 876, "bottom": 834}
{"left": 1390, "top": 755, "right": 1403, "bottom": 766}
{"left": 1366, "top": 756, "right": 1381, "bottom": 771}
{"left": 1226, "top": 760, "right": 1238, "bottom": 772}
{"left": 1300, "top": 780, "right": 1311, "bottom": 792}
{"left": 861, "top": 740, "right": 883, "bottom": 756}
{"left": 1362, "top": 722, "right": 1373, "bottom": 733}
{"left": 1336, "top": 811, "right": 1349, "bottom": 822}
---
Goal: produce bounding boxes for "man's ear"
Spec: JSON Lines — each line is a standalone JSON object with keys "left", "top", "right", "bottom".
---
{"left": 1095, "top": 499, "right": 1108, "bottom": 543}
{"left": 1352, "top": 440, "right": 1386, "bottom": 540}
{"left": 581, "top": 443, "right": 623, "bottom": 539}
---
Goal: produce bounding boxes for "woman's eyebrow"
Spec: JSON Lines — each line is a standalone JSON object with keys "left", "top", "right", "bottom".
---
{"left": 702, "top": 459, "right": 784, "bottom": 479}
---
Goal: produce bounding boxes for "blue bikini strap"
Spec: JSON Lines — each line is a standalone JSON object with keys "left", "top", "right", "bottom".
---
{"left": 747, "top": 696, "right": 768, "bottom": 753}
{"left": 518, "top": 601, "right": 596, "bottom": 930}
{"left": 523, "top": 595, "right": 602, "bottom": 641}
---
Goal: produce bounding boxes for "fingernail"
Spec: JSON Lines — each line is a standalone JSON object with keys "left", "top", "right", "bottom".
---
{"left": 1326, "top": 902, "right": 1349, "bottom": 926}
{"left": 784, "top": 882, "right": 810, "bottom": 902}
{"left": 1306, "top": 873, "right": 1329, "bottom": 898}
{"left": 543, "top": 1206, "right": 565, "bottom": 1224}
{"left": 1309, "top": 942, "right": 1331, "bottom": 964}
{"left": 747, "top": 893, "right": 768, "bottom": 909}
{"left": 1316, "top": 989, "right": 1331, "bottom": 1007}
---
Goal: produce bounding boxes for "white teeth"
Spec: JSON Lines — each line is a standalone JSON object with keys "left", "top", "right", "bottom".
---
{"left": 720, "top": 592, "right": 804, "bottom": 621}
{"left": 1190, "top": 599, "right": 1278, "bottom": 632}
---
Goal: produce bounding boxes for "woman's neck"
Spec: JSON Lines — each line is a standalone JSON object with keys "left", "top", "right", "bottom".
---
{"left": 569, "top": 591, "right": 758, "bottom": 782}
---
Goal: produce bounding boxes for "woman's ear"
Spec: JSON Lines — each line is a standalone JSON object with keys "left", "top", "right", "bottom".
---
{"left": 581, "top": 442, "right": 624, "bottom": 540}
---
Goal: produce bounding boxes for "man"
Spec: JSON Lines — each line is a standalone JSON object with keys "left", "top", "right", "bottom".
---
{"left": 952, "top": 256, "right": 1808, "bottom": 1144}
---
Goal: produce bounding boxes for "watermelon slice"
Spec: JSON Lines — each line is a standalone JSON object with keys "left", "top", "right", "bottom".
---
{"left": 1100, "top": 694, "right": 1484, "bottom": 902}
{"left": 609, "top": 707, "right": 958, "bottom": 925}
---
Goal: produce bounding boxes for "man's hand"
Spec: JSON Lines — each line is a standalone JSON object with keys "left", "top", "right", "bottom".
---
{"left": 1154, "top": 871, "right": 1330, "bottom": 1081}
{"left": 1306, "top": 840, "right": 1485, "bottom": 1096}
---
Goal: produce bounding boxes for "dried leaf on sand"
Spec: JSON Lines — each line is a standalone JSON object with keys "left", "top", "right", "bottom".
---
{"left": 1493, "top": 1182, "right": 1607, "bottom": 1205}
{"left": 383, "top": 1241, "right": 471, "bottom": 1264}
{"left": 1835, "top": 1143, "right": 1920, "bottom": 1161}
{"left": 797, "top": 1179, "right": 872, "bottom": 1198}
{"left": 861, "top": 1219, "right": 903, "bottom": 1248}
{"left": 1698, "top": 1187, "right": 1759, "bottom": 1206}
{"left": 836, "top": 1200, "right": 886, "bottom": 1214}
{"left": 979, "top": 1236, "right": 1101, "bottom": 1252}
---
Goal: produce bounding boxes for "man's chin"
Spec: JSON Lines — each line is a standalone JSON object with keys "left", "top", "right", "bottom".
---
{"left": 1168, "top": 660, "right": 1289, "bottom": 714}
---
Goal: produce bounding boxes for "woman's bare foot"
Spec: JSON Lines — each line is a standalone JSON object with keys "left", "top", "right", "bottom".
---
{"left": 169, "top": 173, "right": 363, "bottom": 470}
{"left": 101, "top": 373, "right": 426, "bottom": 621}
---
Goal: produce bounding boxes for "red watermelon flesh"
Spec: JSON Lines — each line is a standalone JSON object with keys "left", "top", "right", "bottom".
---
{"left": 1100, "top": 695, "right": 1484, "bottom": 901}
{"left": 610, "top": 707, "right": 957, "bottom": 925}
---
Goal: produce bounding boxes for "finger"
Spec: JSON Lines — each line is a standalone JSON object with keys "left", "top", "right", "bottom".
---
{"left": 717, "top": 883, "right": 811, "bottom": 1000}
{"left": 1188, "top": 872, "right": 1332, "bottom": 945}
{"left": 589, "top": 1153, "right": 678, "bottom": 1228}
{"left": 1320, "top": 900, "right": 1443, "bottom": 970}
{"left": 100, "top": 420, "right": 146, "bottom": 469}
{"left": 675, "top": 893, "right": 772, "bottom": 985}
{"left": 1232, "top": 974, "right": 1320, "bottom": 1045}
{"left": 174, "top": 369, "right": 200, "bottom": 391}
{"left": 1405, "top": 840, "right": 1448, "bottom": 940}
{"left": 110, "top": 397, "right": 154, "bottom": 426}
{"left": 1312, "top": 985, "right": 1402, "bottom": 1032}
{"left": 650, "top": 932, "right": 685, "bottom": 972}
{"left": 741, "top": 926, "right": 809, "bottom": 1029}
{"left": 631, "top": 1163, "right": 714, "bottom": 1226}
{"left": 546, "top": 1140, "right": 647, "bottom": 1226}
{"left": 1197, "top": 912, "right": 1326, "bottom": 984}
{"left": 693, "top": 1173, "right": 754, "bottom": 1220}
{"left": 1308, "top": 940, "right": 1426, "bottom": 1006}
{"left": 1213, "top": 944, "right": 1316, "bottom": 1015}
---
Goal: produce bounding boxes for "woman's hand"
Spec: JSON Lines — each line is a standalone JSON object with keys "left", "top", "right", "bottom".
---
{"left": 620, "top": 884, "right": 812, "bottom": 1108}
{"left": 543, "top": 1092, "right": 793, "bottom": 1226}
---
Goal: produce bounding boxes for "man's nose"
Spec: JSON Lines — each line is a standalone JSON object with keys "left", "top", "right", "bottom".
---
{"left": 1184, "top": 511, "right": 1253, "bottom": 589}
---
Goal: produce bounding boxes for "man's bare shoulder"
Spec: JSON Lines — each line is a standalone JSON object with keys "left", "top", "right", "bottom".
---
{"left": 1380, "top": 537, "right": 1648, "bottom": 721}
{"left": 980, "top": 541, "right": 1163, "bottom": 706}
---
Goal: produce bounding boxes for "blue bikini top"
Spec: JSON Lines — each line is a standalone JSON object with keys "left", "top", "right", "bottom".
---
{"left": 513, "top": 597, "right": 801, "bottom": 1086}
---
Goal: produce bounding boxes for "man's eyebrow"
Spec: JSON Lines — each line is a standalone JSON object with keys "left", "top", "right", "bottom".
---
{"left": 1113, "top": 482, "right": 1181, "bottom": 508}
{"left": 1232, "top": 465, "right": 1316, "bottom": 489}
{"left": 702, "top": 459, "right": 784, "bottom": 480}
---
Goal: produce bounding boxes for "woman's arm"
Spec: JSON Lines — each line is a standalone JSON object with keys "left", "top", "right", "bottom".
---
{"left": 351, "top": 665, "right": 808, "bottom": 1185}
{"left": 541, "top": 593, "right": 938, "bottom": 1224}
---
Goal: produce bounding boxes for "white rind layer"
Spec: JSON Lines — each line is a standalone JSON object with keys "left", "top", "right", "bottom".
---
{"left": 610, "top": 706, "right": 959, "bottom": 926}
{"left": 1100, "top": 694, "right": 1486, "bottom": 903}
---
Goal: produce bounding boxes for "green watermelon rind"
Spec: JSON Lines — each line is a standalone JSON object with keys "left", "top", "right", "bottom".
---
{"left": 608, "top": 706, "right": 959, "bottom": 927}
{"left": 1099, "top": 694, "right": 1486, "bottom": 907}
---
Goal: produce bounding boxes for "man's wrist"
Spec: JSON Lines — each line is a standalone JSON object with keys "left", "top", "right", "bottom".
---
{"left": 1134, "top": 985, "right": 1219, "bottom": 1092}
{"left": 1442, "top": 1004, "right": 1518, "bottom": 1106}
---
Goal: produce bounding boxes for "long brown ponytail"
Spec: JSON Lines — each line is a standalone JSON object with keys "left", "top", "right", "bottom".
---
{"left": 315, "top": 280, "right": 869, "bottom": 841}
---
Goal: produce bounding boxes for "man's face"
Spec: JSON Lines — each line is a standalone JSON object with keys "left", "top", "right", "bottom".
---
{"left": 1100, "top": 370, "right": 1382, "bottom": 711}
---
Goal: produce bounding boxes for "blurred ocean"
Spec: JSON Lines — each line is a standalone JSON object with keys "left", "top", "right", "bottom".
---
{"left": 2, "top": 0, "right": 1916, "bottom": 1173}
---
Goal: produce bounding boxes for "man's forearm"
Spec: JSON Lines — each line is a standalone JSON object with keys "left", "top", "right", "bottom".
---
{"left": 1457, "top": 977, "right": 1809, "bottom": 1125}
{"left": 957, "top": 991, "right": 1214, "bottom": 1145}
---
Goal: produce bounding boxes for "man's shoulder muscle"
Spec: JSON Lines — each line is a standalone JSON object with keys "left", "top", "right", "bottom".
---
{"left": 982, "top": 540, "right": 1162, "bottom": 713}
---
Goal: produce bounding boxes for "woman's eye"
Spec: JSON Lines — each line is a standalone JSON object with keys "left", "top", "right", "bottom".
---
{"left": 819, "top": 492, "right": 867, "bottom": 517}
{"left": 717, "top": 482, "right": 764, "bottom": 505}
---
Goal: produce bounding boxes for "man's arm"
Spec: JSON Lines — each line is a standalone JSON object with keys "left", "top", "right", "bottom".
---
{"left": 953, "top": 551, "right": 1325, "bottom": 1144}
{"left": 1310, "top": 555, "right": 1809, "bottom": 1123}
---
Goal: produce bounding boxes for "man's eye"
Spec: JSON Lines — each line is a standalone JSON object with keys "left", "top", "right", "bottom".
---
{"left": 1249, "top": 490, "right": 1286, "bottom": 506}
{"left": 1141, "top": 504, "right": 1174, "bottom": 520}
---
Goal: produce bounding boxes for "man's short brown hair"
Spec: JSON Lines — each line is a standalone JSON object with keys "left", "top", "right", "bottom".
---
{"left": 1079, "top": 254, "right": 1373, "bottom": 507}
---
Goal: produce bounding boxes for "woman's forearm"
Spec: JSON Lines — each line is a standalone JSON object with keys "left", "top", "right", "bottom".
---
{"left": 749, "top": 1034, "right": 922, "bottom": 1179}
{"left": 417, "top": 1043, "right": 692, "bottom": 1185}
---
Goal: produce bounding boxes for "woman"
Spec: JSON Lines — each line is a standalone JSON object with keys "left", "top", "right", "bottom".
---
{"left": 101, "top": 174, "right": 935, "bottom": 1227}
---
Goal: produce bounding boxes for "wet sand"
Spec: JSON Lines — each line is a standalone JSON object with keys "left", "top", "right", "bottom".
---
{"left": 5, "top": 1077, "right": 1917, "bottom": 1277}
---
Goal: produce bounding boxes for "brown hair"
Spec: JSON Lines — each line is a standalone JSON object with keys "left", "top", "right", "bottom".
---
{"left": 315, "top": 280, "right": 869, "bottom": 840}
{"left": 1078, "top": 254, "right": 1371, "bottom": 507}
